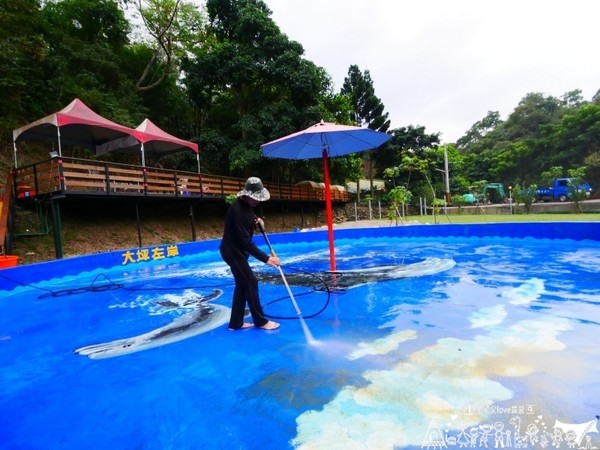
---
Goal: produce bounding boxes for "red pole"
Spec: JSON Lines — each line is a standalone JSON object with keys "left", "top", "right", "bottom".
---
{"left": 322, "top": 149, "right": 336, "bottom": 271}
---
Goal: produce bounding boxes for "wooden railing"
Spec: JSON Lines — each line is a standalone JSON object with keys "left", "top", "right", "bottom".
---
{"left": 11, "top": 157, "right": 349, "bottom": 202}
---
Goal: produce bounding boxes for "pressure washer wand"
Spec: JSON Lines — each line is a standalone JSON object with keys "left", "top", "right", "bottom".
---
{"left": 258, "top": 223, "right": 304, "bottom": 318}
{"left": 258, "top": 224, "right": 318, "bottom": 344}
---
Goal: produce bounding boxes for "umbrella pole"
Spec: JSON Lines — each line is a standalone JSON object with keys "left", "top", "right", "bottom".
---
{"left": 322, "top": 149, "right": 336, "bottom": 271}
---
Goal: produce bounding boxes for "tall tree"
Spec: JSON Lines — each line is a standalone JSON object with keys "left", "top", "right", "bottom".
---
{"left": 501, "top": 92, "right": 563, "bottom": 140}
{"left": 543, "top": 103, "right": 600, "bottom": 178}
{"left": 183, "top": 0, "right": 333, "bottom": 177}
{"left": 131, "top": 0, "right": 205, "bottom": 93}
{"left": 458, "top": 92, "right": 568, "bottom": 186}
{"left": 372, "top": 125, "right": 439, "bottom": 177}
{"left": 0, "top": 0, "right": 48, "bottom": 138}
{"left": 560, "top": 89, "right": 584, "bottom": 109}
{"left": 341, "top": 65, "right": 390, "bottom": 132}
{"left": 341, "top": 65, "right": 390, "bottom": 195}
{"left": 456, "top": 111, "right": 502, "bottom": 151}
{"left": 42, "top": 0, "right": 142, "bottom": 123}
{"left": 374, "top": 125, "right": 441, "bottom": 203}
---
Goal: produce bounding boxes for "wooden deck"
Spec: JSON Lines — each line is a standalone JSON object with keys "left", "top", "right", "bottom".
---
{"left": 10, "top": 157, "right": 349, "bottom": 203}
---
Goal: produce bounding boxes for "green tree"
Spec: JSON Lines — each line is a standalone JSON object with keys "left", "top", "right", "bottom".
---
{"left": 539, "top": 166, "right": 564, "bottom": 186}
{"left": 542, "top": 103, "right": 600, "bottom": 173}
{"left": 42, "top": 0, "right": 142, "bottom": 123}
{"left": 512, "top": 183, "right": 537, "bottom": 214}
{"left": 566, "top": 166, "right": 588, "bottom": 213}
{"left": 184, "top": 0, "right": 329, "bottom": 176}
{"left": 373, "top": 125, "right": 440, "bottom": 180}
{"left": 341, "top": 64, "right": 391, "bottom": 197}
{"left": 423, "top": 144, "right": 467, "bottom": 201}
{"left": 386, "top": 186, "right": 412, "bottom": 224}
{"left": 502, "top": 92, "right": 563, "bottom": 140}
{"left": 560, "top": 89, "right": 585, "bottom": 108}
{"left": 341, "top": 65, "right": 390, "bottom": 132}
{"left": 583, "top": 152, "right": 600, "bottom": 195}
{"left": 451, "top": 194, "right": 468, "bottom": 214}
{"left": 488, "top": 140, "right": 536, "bottom": 184}
{"left": 0, "top": 0, "right": 49, "bottom": 138}
{"left": 459, "top": 92, "right": 569, "bottom": 186}
{"left": 132, "top": 0, "right": 205, "bottom": 93}
{"left": 456, "top": 110, "right": 502, "bottom": 150}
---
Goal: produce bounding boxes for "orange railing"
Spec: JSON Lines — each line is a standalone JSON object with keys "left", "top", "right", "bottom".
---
{"left": 11, "top": 157, "right": 349, "bottom": 202}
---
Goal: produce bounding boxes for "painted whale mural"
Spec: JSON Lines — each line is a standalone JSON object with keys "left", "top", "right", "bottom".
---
{"left": 75, "top": 289, "right": 228, "bottom": 359}
{"left": 259, "top": 257, "right": 456, "bottom": 290}
{"left": 75, "top": 257, "right": 455, "bottom": 360}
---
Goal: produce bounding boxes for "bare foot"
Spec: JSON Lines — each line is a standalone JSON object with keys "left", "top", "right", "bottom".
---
{"left": 258, "top": 321, "right": 280, "bottom": 330}
{"left": 228, "top": 322, "right": 254, "bottom": 330}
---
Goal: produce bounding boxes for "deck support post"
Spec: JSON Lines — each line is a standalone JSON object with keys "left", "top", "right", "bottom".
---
{"left": 135, "top": 202, "right": 142, "bottom": 248}
{"left": 189, "top": 201, "right": 196, "bottom": 241}
{"left": 49, "top": 197, "right": 64, "bottom": 259}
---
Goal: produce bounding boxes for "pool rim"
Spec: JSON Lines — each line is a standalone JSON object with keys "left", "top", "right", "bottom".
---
{"left": 1, "top": 221, "right": 598, "bottom": 289}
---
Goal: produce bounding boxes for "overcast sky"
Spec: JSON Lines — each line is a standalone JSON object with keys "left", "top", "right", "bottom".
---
{"left": 263, "top": 0, "right": 600, "bottom": 143}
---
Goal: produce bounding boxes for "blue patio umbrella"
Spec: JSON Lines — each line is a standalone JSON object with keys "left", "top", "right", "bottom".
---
{"left": 261, "top": 121, "right": 391, "bottom": 271}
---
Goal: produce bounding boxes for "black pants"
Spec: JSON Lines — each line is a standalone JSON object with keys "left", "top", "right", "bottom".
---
{"left": 222, "top": 254, "right": 269, "bottom": 328}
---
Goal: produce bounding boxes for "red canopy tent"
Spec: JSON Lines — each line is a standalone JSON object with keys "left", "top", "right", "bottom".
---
{"left": 12, "top": 98, "right": 138, "bottom": 167}
{"left": 12, "top": 99, "right": 199, "bottom": 169}
{"left": 96, "top": 118, "right": 199, "bottom": 169}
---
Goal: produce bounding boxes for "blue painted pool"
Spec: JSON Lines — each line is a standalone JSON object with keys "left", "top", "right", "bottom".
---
{"left": 0, "top": 222, "right": 599, "bottom": 449}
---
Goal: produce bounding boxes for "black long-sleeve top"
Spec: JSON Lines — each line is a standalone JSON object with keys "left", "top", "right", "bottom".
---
{"left": 219, "top": 197, "right": 270, "bottom": 263}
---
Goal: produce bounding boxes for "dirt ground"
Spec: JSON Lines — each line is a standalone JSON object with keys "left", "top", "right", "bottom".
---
{"left": 8, "top": 198, "right": 390, "bottom": 265}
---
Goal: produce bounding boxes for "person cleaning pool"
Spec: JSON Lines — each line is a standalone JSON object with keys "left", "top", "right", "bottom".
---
{"left": 219, "top": 177, "right": 281, "bottom": 331}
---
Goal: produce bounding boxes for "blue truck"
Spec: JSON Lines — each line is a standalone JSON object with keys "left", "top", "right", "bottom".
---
{"left": 535, "top": 178, "right": 592, "bottom": 202}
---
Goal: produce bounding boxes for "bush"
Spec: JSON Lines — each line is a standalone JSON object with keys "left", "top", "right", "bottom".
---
{"left": 512, "top": 184, "right": 537, "bottom": 214}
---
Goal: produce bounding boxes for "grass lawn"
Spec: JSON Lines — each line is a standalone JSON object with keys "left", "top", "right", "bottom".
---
{"left": 400, "top": 212, "right": 600, "bottom": 224}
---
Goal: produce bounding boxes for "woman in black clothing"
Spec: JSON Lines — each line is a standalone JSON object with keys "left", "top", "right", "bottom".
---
{"left": 219, "top": 177, "right": 281, "bottom": 330}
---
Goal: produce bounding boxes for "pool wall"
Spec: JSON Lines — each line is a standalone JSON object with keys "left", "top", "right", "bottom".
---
{"left": 1, "top": 221, "right": 598, "bottom": 289}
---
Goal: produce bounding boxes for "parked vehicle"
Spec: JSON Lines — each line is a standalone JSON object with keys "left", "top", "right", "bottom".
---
{"left": 482, "top": 183, "right": 506, "bottom": 204}
{"left": 535, "top": 178, "right": 592, "bottom": 202}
